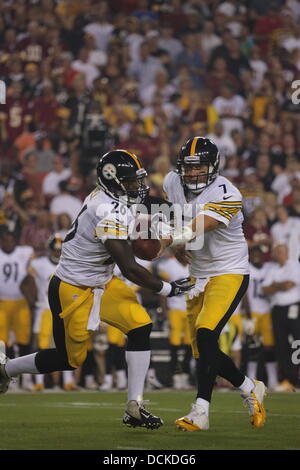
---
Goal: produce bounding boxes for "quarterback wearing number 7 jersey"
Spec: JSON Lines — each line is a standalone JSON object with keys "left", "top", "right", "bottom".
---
{"left": 162, "top": 137, "right": 267, "bottom": 431}
{"left": 0, "top": 149, "right": 193, "bottom": 430}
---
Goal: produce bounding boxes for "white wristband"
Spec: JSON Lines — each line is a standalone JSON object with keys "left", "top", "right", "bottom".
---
{"left": 157, "top": 281, "right": 172, "bottom": 296}
{"left": 170, "top": 225, "right": 193, "bottom": 247}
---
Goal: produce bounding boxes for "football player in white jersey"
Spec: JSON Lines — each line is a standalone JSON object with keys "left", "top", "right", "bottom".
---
{"left": 244, "top": 247, "right": 278, "bottom": 389}
{"left": 0, "top": 229, "right": 34, "bottom": 390}
{"left": 161, "top": 137, "right": 267, "bottom": 431}
{"left": 29, "top": 235, "right": 76, "bottom": 391}
{"left": 157, "top": 254, "right": 192, "bottom": 390}
{"left": 0, "top": 150, "right": 192, "bottom": 430}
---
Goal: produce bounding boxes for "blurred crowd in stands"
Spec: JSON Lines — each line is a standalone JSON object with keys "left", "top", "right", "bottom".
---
{"left": 1, "top": 0, "right": 300, "bottom": 392}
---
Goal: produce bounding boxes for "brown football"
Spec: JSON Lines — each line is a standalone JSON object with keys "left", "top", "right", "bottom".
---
{"left": 131, "top": 238, "right": 161, "bottom": 261}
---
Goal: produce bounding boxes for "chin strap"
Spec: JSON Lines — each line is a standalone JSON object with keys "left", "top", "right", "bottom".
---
{"left": 187, "top": 186, "right": 206, "bottom": 195}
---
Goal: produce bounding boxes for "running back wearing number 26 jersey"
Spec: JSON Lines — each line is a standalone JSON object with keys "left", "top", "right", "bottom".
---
{"left": 56, "top": 187, "right": 135, "bottom": 288}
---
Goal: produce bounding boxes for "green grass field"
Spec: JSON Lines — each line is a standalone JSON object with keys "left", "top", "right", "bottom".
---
{"left": 0, "top": 390, "right": 299, "bottom": 450}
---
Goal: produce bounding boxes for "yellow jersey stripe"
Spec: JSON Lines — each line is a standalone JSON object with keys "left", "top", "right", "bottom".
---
{"left": 211, "top": 201, "right": 242, "bottom": 206}
{"left": 98, "top": 219, "right": 128, "bottom": 229}
{"left": 216, "top": 207, "right": 240, "bottom": 215}
{"left": 204, "top": 203, "right": 241, "bottom": 220}
{"left": 205, "top": 203, "right": 241, "bottom": 213}
{"left": 97, "top": 224, "right": 128, "bottom": 232}
{"left": 207, "top": 208, "right": 232, "bottom": 221}
{"left": 125, "top": 150, "right": 141, "bottom": 169}
{"left": 190, "top": 137, "right": 199, "bottom": 156}
{"left": 95, "top": 227, "right": 128, "bottom": 237}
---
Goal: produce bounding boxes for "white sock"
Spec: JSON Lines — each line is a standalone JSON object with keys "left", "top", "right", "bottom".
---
{"left": 62, "top": 370, "right": 74, "bottom": 384}
{"left": 125, "top": 350, "right": 150, "bottom": 402}
{"left": 85, "top": 374, "right": 96, "bottom": 387}
{"left": 5, "top": 353, "right": 39, "bottom": 377}
{"left": 147, "top": 367, "right": 155, "bottom": 379}
{"left": 116, "top": 369, "right": 127, "bottom": 388}
{"left": 239, "top": 376, "right": 254, "bottom": 394}
{"left": 196, "top": 398, "right": 210, "bottom": 416}
{"left": 247, "top": 361, "right": 258, "bottom": 379}
{"left": 101, "top": 374, "right": 113, "bottom": 387}
{"left": 266, "top": 362, "right": 278, "bottom": 389}
{"left": 35, "top": 374, "right": 44, "bottom": 385}
{"left": 22, "top": 373, "right": 33, "bottom": 386}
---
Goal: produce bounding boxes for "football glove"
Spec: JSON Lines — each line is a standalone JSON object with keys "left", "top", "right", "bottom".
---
{"left": 168, "top": 277, "right": 194, "bottom": 297}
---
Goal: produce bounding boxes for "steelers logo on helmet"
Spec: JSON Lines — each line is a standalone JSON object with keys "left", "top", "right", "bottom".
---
{"left": 96, "top": 149, "right": 149, "bottom": 204}
{"left": 177, "top": 137, "right": 220, "bottom": 194}
{"left": 102, "top": 163, "right": 117, "bottom": 180}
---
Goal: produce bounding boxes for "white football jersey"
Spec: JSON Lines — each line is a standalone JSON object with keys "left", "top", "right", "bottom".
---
{"left": 262, "top": 260, "right": 300, "bottom": 307}
{"left": 56, "top": 187, "right": 135, "bottom": 287}
{"left": 0, "top": 246, "right": 34, "bottom": 300}
{"left": 163, "top": 172, "right": 249, "bottom": 278}
{"left": 248, "top": 263, "right": 272, "bottom": 314}
{"left": 157, "top": 257, "right": 189, "bottom": 311}
{"left": 30, "top": 256, "right": 57, "bottom": 310}
{"left": 270, "top": 217, "right": 300, "bottom": 262}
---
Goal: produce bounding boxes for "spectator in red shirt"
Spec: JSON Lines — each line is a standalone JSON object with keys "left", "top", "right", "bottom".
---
{"left": 0, "top": 82, "right": 32, "bottom": 145}
{"left": 0, "top": 28, "right": 19, "bottom": 57}
{"left": 20, "top": 207, "right": 54, "bottom": 255}
{"left": 21, "top": 151, "right": 46, "bottom": 205}
{"left": 60, "top": 52, "right": 78, "bottom": 89}
{"left": 244, "top": 207, "right": 273, "bottom": 261}
{"left": 204, "top": 56, "right": 240, "bottom": 98}
{"left": 6, "top": 56, "right": 25, "bottom": 87}
{"left": 160, "top": 1, "right": 188, "bottom": 33}
{"left": 17, "top": 20, "right": 49, "bottom": 63}
{"left": 253, "top": 4, "right": 284, "bottom": 55}
{"left": 119, "top": 123, "right": 160, "bottom": 168}
{"left": 183, "top": 89, "right": 208, "bottom": 127}
{"left": 32, "top": 81, "right": 59, "bottom": 131}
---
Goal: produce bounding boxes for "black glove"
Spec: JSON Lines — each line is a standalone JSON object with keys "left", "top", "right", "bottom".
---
{"left": 168, "top": 278, "right": 194, "bottom": 297}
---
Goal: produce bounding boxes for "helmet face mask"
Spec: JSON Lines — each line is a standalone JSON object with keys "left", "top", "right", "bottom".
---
{"left": 181, "top": 163, "right": 210, "bottom": 193}
{"left": 177, "top": 137, "right": 220, "bottom": 194}
{"left": 119, "top": 168, "right": 149, "bottom": 204}
{"left": 97, "top": 150, "right": 149, "bottom": 204}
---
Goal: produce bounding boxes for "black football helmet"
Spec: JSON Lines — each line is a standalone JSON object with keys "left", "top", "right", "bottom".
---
{"left": 47, "top": 234, "right": 62, "bottom": 264}
{"left": 96, "top": 149, "right": 149, "bottom": 204}
{"left": 177, "top": 137, "right": 220, "bottom": 194}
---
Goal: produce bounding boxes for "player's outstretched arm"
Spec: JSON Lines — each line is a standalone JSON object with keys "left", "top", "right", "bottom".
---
{"left": 105, "top": 239, "right": 163, "bottom": 292}
{"left": 105, "top": 239, "right": 193, "bottom": 297}
{"left": 158, "top": 214, "right": 221, "bottom": 255}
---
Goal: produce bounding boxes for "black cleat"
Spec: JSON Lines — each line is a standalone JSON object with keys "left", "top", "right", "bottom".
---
{"left": 123, "top": 400, "right": 164, "bottom": 430}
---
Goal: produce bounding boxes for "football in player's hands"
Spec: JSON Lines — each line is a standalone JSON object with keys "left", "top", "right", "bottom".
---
{"left": 131, "top": 238, "right": 161, "bottom": 261}
{"left": 131, "top": 194, "right": 173, "bottom": 261}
